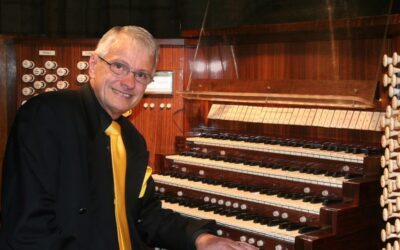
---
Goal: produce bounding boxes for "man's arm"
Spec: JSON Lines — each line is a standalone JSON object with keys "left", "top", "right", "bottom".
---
{"left": 135, "top": 177, "right": 216, "bottom": 249}
{"left": 136, "top": 177, "right": 259, "bottom": 250}
{"left": 0, "top": 99, "right": 61, "bottom": 249}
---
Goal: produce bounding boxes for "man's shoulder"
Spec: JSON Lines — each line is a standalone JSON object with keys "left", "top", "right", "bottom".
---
{"left": 16, "top": 90, "right": 82, "bottom": 124}
{"left": 20, "top": 90, "right": 79, "bottom": 111}
{"left": 32, "top": 89, "right": 79, "bottom": 104}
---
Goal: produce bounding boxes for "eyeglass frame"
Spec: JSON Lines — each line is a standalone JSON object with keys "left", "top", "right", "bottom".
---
{"left": 97, "top": 55, "right": 154, "bottom": 85}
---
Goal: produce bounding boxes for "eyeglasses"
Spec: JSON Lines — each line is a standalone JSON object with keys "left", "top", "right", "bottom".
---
{"left": 97, "top": 55, "right": 153, "bottom": 85}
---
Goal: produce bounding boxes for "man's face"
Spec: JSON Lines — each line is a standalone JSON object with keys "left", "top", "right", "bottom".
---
{"left": 89, "top": 36, "right": 154, "bottom": 119}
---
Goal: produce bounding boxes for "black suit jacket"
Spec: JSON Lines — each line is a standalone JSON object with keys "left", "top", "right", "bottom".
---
{"left": 0, "top": 84, "right": 215, "bottom": 250}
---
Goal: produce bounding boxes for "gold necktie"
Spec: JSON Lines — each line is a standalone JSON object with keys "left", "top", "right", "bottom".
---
{"left": 105, "top": 121, "right": 132, "bottom": 250}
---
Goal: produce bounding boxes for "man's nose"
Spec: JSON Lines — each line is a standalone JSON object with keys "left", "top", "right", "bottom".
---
{"left": 120, "top": 72, "right": 137, "bottom": 88}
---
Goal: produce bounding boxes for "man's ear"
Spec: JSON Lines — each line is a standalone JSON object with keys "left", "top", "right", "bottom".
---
{"left": 88, "top": 54, "right": 97, "bottom": 78}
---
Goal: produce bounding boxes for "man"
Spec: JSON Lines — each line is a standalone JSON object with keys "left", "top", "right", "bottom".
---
{"left": 0, "top": 26, "right": 258, "bottom": 250}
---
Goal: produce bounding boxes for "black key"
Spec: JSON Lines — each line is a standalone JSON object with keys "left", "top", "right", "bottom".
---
{"left": 269, "top": 139, "right": 279, "bottom": 145}
{"left": 288, "top": 166, "right": 301, "bottom": 172}
{"left": 298, "top": 226, "right": 320, "bottom": 233}
{"left": 332, "top": 171, "right": 346, "bottom": 177}
{"left": 266, "top": 189, "right": 280, "bottom": 195}
{"left": 235, "top": 212, "right": 249, "bottom": 220}
{"left": 302, "top": 196, "right": 313, "bottom": 202}
{"left": 253, "top": 215, "right": 266, "bottom": 223}
{"left": 278, "top": 222, "right": 290, "bottom": 229}
{"left": 276, "top": 191, "right": 287, "bottom": 197}
{"left": 323, "top": 197, "right": 343, "bottom": 205}
{"left": 312, "top": 169, "right": 327, "bottom": 175}
{"left": 209, "top": 155, "right": 218, "bottom": 160}
{"left": 198, "top": 204, "right": 216, "bottom": 212}
{"left": 250, "top": 160, "right": 263, "bottom": 166}
{"left": 299, "top": 167, "right": 309, "bottom": 173}
{"left": 279, "top": 140, "right": 290, "bottom": 146}
{"left": 213, "top": 207, "right": 226, "bottom": 215}
{"left": 259, "top": 188, "right": 272, "bottom": 195}
{"left": 245, "top": 186, "right": 261, "bottom": 192}
{"left": 236, "top": 184, "right": 248, "bottom": 191}
{"left": 289, "top": 193, "right": 305, "bottom": 200}
{"left": 267, "top": 219, "right": 284, "bottom": 226}
{"left": 312, "top": 143, "right": 323, "bottom": 149}
{"left": 187, "top": 175, "right": 200, "bottom": 182}
{"left": 255, "top": 217, "right": 272, "bottom": 225}
{"left": 240, "top": 213, "right": 258, "bottom": 221}
{"left": 225, "top": 210, "right": 242, "bottom": 217}
{"left": 271, "top": 164, "right": 282, "bottom": 169}
{"left": 261, "top": 162, "right": 274, "bottom": 168}
{"left": 286, "top": 223, "right": 303, "bottom": 231}
{"left": 310, "top": 196, "right": 325, "bottom": 204}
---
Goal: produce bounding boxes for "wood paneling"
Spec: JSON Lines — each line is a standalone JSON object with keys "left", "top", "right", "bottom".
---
{"left": 130, "top": 43, "right": 185, "bottom": 169}
{"left": 0, "top": 37, "right": 16, "bottom": 202}
{"left": 187, "top": 39, "right": 383, "bottom": 83}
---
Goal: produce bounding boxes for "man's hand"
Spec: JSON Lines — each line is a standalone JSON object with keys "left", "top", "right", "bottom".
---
{"left": 195, "top": 233, "right": 259, "bottom": 250}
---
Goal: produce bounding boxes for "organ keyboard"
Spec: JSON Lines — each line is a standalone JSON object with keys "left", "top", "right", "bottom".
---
{"left": 165, "top": 154, "right": 345, "bottom": 188}
{"left": 154, "top": 174, "right": 323, "bottom": 214}
{"left": 186, "top": 135, "right": 367, "bottom": 163}
{"left": 161, "top": 200, "right": 302, "bottom": 245}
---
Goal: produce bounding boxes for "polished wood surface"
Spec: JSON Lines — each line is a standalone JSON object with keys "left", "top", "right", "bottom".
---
{"left": 184, "top": 39, "right": 384, "bottom": 80}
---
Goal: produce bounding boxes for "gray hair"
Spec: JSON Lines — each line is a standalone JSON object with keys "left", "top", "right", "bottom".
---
{"left": 94, "top": 26, "right": 159, "bottom": 70}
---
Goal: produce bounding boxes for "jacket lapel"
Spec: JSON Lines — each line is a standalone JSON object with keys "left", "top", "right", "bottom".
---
{"left": 119, "top": 119, "right": 149, "bottom": 216}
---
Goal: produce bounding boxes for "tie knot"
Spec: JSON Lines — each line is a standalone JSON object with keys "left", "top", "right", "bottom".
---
{"left": 105, "top": 121, "right": 121, "bottom": 136}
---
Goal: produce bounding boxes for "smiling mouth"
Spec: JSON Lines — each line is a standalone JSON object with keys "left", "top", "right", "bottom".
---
{"left": 112, "top": 88, "right": 132, "bottom": 98}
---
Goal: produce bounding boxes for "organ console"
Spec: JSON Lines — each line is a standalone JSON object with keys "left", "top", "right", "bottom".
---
{"left": 149, "top": 14, "right": 400, "bottom": 250}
